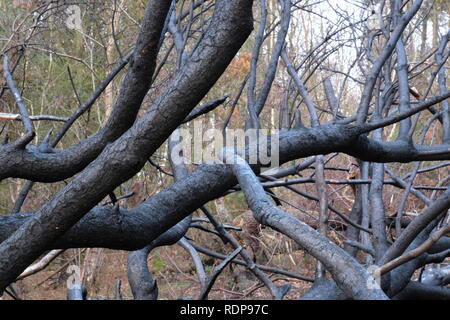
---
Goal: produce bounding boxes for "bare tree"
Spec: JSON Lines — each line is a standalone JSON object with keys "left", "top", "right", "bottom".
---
{"left": 0, "top": 0, "right": 450, "bottom": 300}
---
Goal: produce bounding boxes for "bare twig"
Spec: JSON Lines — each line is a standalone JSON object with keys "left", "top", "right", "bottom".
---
{"left": 189, "top": 241, "right": 314, "bottom": 282}
{"left": 198, "top": 246, "right": 242, "bottom": 300}
{"left": 2, "top": 55, "right": 34, "bottom": 134}
{"left": 16, "top": 250, "right": 64, "bottom": 281}
{"left": 0, "top": 113, "right": 68, "bottom": 122}
{"left": 379, "top": 225, "right": 450, "bottom": 275}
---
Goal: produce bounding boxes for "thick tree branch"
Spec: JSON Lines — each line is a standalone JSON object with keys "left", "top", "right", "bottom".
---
{"left": 0, "top": 0, "right": 254, "bottom": 293}
{"left": 2, "top": 55, "right": 34, "bottom": 134}
{"left": 219, "top": 149, "right": 387, "bottom": 300}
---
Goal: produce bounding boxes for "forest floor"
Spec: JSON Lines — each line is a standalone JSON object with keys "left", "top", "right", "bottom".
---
{"left": 2, "top": 239, "right": 316, "bottom": 300}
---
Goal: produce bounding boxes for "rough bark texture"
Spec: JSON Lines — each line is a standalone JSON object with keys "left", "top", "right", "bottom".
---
{"left": 0, "top": 0, "right": 254, "bottom": 292}
{"left": 1, "top": 0, "right": 450, "bottom": 301}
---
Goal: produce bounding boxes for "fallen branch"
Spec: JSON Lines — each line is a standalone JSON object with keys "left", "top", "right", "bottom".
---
{"left": 198, "top": 246, "right": 242, "bottom": 300}
{"left": 0, "top": 113, "right": 68, "bottom": 122}
{"left": 16, "top": 249, "right": 64, "bottom": 281}
{"left": 219, "top": 149, "right": 388, "bottom": 300}
{"left": 379, "top": 224, "right": 450, "bottom": 275}
{"left": 2, "top": 55, "right": 34, "bottom": 134}
{"left": 189, "top": 241, "right": 314, "bottom": 282}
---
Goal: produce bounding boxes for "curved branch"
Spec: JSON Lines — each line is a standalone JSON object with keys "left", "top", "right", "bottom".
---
{"left": 0, "top": 0, "right": 166, "bottom": 182}
{"left": 219, "top": 149, "right": 387, "bottom": 300}
{"left": 379, "top": 225, "right": 450, "bottom": 275}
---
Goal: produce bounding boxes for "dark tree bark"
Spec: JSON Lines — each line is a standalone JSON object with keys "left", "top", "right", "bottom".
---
{"left": 0, "top": 0, "right": 254, "bottom": 292}
{"left": 1, "top": 0, "right": 450, "bottom": 301}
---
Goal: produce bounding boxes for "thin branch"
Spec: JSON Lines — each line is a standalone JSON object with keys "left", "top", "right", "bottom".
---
{"left": 220, "top": 149, "right": 387, "bottom": 299}
{"left": 198, "top": 246, "right": 242, "bottom": 300}
{"left": 189, "top": 241, "right": 313, "bottom": 282}
{"left": 2, "top": 55, "right": 34, "bottom": 133}
{"left": 0, "top": 113, "right": 68, "bottom": 122}
{"left": 16, "top": 250, "right": 64, "bottom": 281}
{"left": 51, "top": 51, "right": 133, "bottom": 147}
{"left": 200, "top": 206, "right": 289, "bottom": 299}
{"left": 182, "top": 95, "right": 228, "bottom": 123}
{"left": 379, "top": 225, "right": 450, "bottom": 275}
{"left": 178, "top": 237, "right": 207, "bottom": 288}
